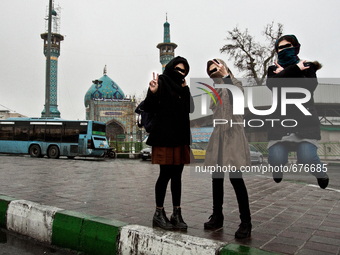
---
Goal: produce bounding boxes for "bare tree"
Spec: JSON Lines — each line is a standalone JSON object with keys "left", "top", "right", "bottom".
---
{"left": 132, "top": 88, "right": 148, "bottom": 105}
{"left": 220, "top": 22, "right": 283, "bottom": 86}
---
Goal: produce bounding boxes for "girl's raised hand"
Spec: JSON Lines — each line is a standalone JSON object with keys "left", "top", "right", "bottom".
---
{"left": 273, "top": 62, "right": 284, "bottom": 74}
{"left": 149, "top": 72, "right": 159, "bottom": 93}
{"left": 297, "top": 60, "right": 310, "bottom": 71}
{"left": 212, "top": 59, "right": 228, "bottom": 77}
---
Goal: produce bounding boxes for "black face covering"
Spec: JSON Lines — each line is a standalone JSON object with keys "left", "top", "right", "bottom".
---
{"left": 163, "top": 56, "right": 190, "bottom": 86}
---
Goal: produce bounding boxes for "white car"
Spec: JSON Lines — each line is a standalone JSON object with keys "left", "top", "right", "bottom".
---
{"left": 249, "top": 144, "right": 263, "bottom": 164}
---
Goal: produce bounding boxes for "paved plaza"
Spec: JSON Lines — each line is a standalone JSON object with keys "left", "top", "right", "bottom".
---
{"left": 0, "top": 155, "right": 340, "bottom": 254}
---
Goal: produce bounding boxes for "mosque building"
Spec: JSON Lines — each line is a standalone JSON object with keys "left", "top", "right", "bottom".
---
{"left": 84, "top": 16, "right": 176, "bottom": 142}
{"left": 84, "top": 66, "right": 135, "bottom": 141}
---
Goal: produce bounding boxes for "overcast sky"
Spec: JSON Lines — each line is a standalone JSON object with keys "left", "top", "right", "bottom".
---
{"left": 1, "top": 0, "right": 339, "bottom": 120}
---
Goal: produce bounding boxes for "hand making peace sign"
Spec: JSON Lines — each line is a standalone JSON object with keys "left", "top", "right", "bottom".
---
{"left": 149, "top": 72, "right": 159, "bottom": 94}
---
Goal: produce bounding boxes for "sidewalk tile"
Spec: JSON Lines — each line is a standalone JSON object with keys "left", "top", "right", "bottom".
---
{"left": 261, "top": 242, "right": 299, "bottom": 254}
{"left": 303, "top": 241, "right": 339, "bottom": 254}
{"left": 314, "top": 230, "right": 340, "bottom": 239}
{"left": 279, "top": 229, "right": 312, "bottom": 241}
{"left": 296, "top": 248, "right": 335, "bottom": 255}
{"left": 309, "top": 235, "right": 340, "bottom": 246}
{"left": 2, "top": 157, "right": 340, "bottom": 255}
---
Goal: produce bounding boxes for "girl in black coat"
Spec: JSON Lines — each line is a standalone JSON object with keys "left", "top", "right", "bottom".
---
{"left": 144, "top": 56, "right": 194, "bottom": 230}
{"left": 266, "top": 35, "right": 329, "bottom": 189}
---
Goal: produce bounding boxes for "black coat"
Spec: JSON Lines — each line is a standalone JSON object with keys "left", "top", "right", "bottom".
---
{"left": 144, "top": 77, "right": 194, "bottom": 147}
{"left": 266, "top": 62, "right": 321, "bottom": 140}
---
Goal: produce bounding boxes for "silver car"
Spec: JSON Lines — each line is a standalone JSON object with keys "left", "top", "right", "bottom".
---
{"left": 140, "top": 147, "right": 152, "bottom": 161}
{"left": 249, "top": 144, "right": 263, "bottom": 164}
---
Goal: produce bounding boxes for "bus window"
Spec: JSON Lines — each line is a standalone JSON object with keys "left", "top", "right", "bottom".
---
{"left": 0, "top": 124, "right": 14, "bottom": 140}
{"left": 92, "top": 123, "right": 106, "bottom": 136}
{"left": 29, "top": 125, "right": 45, "bottom": 141}
{"left": 14, "top": 122, "right": 29, "bottom": 141}
{"left": 93, "top": 137, "right": 106, "bottom": 141}
{"left": 63, "top": 122, "right": 80, "bottom": 143}
{"left": 45, "top": 124, "right": 62, "bottom": 142}
{"left": 79, "top": 122, "right": 88, "bottom": 134}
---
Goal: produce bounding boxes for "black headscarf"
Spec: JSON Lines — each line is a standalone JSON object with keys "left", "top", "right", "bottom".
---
{"left": 275, "top": 35, "right": 300, "bottom": 67}
{"left": 162, "top": 56, "right": 190, "bottom": 87}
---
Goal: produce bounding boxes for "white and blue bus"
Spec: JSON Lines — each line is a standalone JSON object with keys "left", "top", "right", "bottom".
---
{"left": 0, "top": 117, "right": 113, "bottom": 159}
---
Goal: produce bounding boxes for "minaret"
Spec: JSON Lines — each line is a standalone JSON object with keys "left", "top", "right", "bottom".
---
{"left": 157, "top": 14, "right": 177, "bottom": 72}
{"left": 41, "top": 3, "right": 64, "bottom": 118}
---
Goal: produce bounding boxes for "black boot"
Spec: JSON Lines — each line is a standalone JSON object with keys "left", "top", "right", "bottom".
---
{"left": 317, "top": 173, "right": 329, "bottom": 189}
{"left": 273, "top": 171, "right": 283, "bottom": 183}
{"left": 204, "top": 213, "right": 224, "bottom": 229}
{"left": 170, "top": 207, "right": 188, "bottom": 230}
{"left": 153, "top": 208, "right": 174, "bottom": 230}
{"left": 235, "top": 222, "right": 252, "bottom": 239}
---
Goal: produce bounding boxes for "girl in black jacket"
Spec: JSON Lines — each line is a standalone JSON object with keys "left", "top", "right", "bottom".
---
{"left": 144, "top": 56, "right": 194, "bottom": 230}
{"left": 266, "top": 35, "right": 329, "bottom": 189}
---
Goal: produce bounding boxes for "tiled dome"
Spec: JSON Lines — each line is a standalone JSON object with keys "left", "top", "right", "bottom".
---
{"left": 84, "top": 72, "right": 125, "bottom": 107}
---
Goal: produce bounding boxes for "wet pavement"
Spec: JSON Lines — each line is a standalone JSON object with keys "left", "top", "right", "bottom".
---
{"left": 0, "top": 228, "right": 76, "bottom": 255}
{"left": 0, "top": 155, "right": 340, "bottom": 254}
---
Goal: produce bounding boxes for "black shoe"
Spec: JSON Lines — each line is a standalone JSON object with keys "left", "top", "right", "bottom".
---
{"left": 170, "top": 207, "right": 188, "bottom": 230}
{"left": 153, "top": 208, "right": 174, "bottom": 230}
{"left": 204, "top": 213, "right": 224, "bottom": 229}
{"left": 317, "top": 173, "right": 329, "bottom": 189}
{"left": 235, "top": 222, "right": 252, "bottom": 239}
{"left": 273, "top": 171, "right": 283, "bottom": 183}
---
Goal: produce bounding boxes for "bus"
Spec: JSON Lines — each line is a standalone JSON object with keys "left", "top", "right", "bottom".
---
{"left": 0, "top": 117, "right": 114, "bottom": 159}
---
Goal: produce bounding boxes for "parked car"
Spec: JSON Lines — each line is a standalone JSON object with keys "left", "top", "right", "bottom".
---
{"left": 249, "top": 144, "right": 263, "bottom": 164}
{"left": 140, "top": 147, "right": 152, "bottom": 161}
{"left": 190, "top": 143, "right": 206, "bottom": 160}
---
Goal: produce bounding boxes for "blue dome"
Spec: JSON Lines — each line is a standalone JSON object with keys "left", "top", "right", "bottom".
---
{"left": 84, "top": 74, "right": 125, "bottom": 107}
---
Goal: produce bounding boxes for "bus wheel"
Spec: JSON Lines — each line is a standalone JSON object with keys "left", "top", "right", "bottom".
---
{"left": 109, "top": 150, "right": 116, "bottom": 158}
{"left": 29, "top": 145, "right": 41, "bottom": 158}
{"left": 48, "top": 145, "right": 59, "bottom": 159}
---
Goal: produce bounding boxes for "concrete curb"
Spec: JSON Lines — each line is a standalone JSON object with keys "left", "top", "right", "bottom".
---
{"left": 7, "top": 200, "right": 62, "bottom": 244}
{"left": 117, "top": 224, "right": 225, "bottom": 254}
{"left": 0, "top": 195, "right": 281, "bottom": 255}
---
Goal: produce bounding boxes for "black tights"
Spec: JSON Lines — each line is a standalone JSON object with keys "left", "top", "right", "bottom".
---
{"left": 155, "top": 164, "right": 184, "bottom": 208}
{"left": 212, "top": 171, "right": 251, "bottom": 223}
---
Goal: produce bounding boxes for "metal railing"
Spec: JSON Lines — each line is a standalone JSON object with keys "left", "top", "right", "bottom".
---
{"left": 249, "top": 142, "right": 340, "bottom": 159}
{"left": 109, "top": 141, "right": 340, "bottom": 159}
{"left": 109, "top": 141, "right": 146, "bottom": 153}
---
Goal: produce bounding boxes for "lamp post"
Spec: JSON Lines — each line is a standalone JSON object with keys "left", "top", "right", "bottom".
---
{"left": 137, "top": 129, "right": 143, "bottom": 151}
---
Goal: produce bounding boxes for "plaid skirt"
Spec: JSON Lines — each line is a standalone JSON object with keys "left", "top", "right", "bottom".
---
{"left": 152, "top": 145, "right": 193, "bottom": 165}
